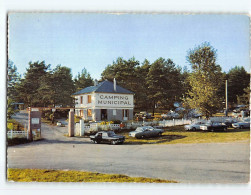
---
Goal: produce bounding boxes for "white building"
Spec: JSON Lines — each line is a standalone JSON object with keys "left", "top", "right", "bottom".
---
{"left": 72, "top": 79, "right": 134, "bottom": 121}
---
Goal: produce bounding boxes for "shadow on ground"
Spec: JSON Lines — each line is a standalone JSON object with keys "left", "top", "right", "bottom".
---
{"left": 7, "top": 137, "right": 90, "bottom": 147}
{"left": 124, "top": 135, "right": 187, "bottom": 145}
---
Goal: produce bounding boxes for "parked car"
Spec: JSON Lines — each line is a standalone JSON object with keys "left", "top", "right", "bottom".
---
{"left": 224, "top": 118, "right": 239, "bottom": 128}
{"left": 184, "top": 121, "right": 206, "bottom": 131}
{"left": 186, "top": 109, "right": 202, "bottom": 118}
{"left": 200, "top": 121, "right": 228, "bottom": 131}
{"left": 135, "top": 111, "right": 152, "bottom": 120}
{"left": 233, "top": 105, "right": 247, "bottom": 113}
{"left": 161, "top": 111, "right": 179, "bottom": 119}
{"left": 90, "top": 131, "right": 125, "bottom": 145}
{"left": 232, "top": 118, "right": 250, "bottom": 129}
{"left": 129, "top": 126, "right": 164, "bottom": 139}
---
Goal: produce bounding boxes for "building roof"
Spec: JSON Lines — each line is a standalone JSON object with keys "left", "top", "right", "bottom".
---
{"left": 72, "top": 80, "right": 134, "bottom": 95}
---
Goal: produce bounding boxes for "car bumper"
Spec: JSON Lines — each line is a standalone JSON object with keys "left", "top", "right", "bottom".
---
{"left": 200, "top": 126, "right": 208, "bottom": 130}
{"left": 184, "top": 126, "right": 191, "bottom": 130}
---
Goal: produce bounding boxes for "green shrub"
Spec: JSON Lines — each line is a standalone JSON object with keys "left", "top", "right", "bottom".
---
{"left": 7, "top": 119, "right": 24, "bottom": 131}
{"left": 7, "top": 122, "right": 14, "bottom": 131}
{"left": 7, "top": 138, "right": 31, "bottom": 146}
{"left": 112, "top": 120, "right": 121, "bottom": 124}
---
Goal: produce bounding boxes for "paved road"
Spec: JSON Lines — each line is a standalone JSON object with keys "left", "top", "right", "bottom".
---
{"left": 7, "top": 112, "right": 250, "bottom": 183}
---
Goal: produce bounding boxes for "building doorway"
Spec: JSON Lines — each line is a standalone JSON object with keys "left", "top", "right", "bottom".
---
{"left": 122, "top": 109, "right": 129, "bottom": 121}
{"left": 101, "top": 109, "right": 107, "bottom": 120}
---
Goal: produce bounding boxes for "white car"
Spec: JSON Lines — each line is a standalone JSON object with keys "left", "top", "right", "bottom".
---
{"left": 232, "top": 118, "right": 250, "bottom": 129}
{"left": 129, "top": 126, "right": 164, "bottom": 139}
{"left": 161, "top": 111, "right": 179, "bottom": 119}
{"left": 184, "top": 121, "right": 206, "bottom": 131}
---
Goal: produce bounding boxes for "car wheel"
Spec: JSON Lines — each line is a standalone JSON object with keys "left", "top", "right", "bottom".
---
{"left": 111, "top": 140, "right": 116, "bottom": 145}
{"left": 141, "top": 135, "right": 145, "bottom": 139}
{"left": 224, "top": 127, "right": 227, "bottom": 131}
{"left": 192, "top": 127, "right": 196, "bottom": 131}
{"left": 240, "top": 125, "right": 244, "bottom": 129}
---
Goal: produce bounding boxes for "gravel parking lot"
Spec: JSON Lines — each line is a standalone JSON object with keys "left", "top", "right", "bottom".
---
{"left": 7, "top": 112, "right": 250, "bottom": 183}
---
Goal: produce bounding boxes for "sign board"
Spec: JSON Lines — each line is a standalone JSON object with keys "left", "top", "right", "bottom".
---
{"left": 28, "top": 109, "right": 41, "bottom": 141}
{"left": 31, "top": 118, "right": 40, "bottom": 124}
{"left": 95, "top": 93, "right": 134, "bottom": 108}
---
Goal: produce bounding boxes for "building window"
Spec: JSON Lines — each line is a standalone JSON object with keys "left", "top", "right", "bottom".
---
{"left": 122, "top": 109, "right": 129, "bottom": 118}
{"left": 113, "top": 109, "right": 116, "bottom": 116}
{"left": 80, "top": 110, "right": 83, "bottom": 117}
{"left": 87, "top": 95, "right": 92, "bottom": 103}
{"left": 80, "top": 96, "right": 83, "bottom": 104}
{"left": 87, "top": 109, "right": 92, "bottom": 117}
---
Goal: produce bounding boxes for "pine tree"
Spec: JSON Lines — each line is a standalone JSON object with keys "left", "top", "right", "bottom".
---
{"left": 146, "top": 58, "right": 182, "bottom": 115}
{"left": 74, "top": 68, "right": 94, "bottom": 91}
{"left": 17, "top": 61, "right": 50, "bottom": 107}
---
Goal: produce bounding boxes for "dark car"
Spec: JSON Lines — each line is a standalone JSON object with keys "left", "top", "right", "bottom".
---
{"left": 129, "top": 126, "right": 164, "bottom": 139}
{"left": 200, "top": 122, "right": 228, "bottom": 132}
{"left": 90, "top": 131, "right": 125, "bottom": 145}
{"left": 224, "top": 118, "right": 239, "bottom": 127}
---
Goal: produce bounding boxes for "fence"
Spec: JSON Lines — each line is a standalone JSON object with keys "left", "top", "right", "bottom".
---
{"left": 7, "top": 130, "right": 39, "bottom": 139}
{"left": 75, "top": 122, "right": 121, "bottom": 136}
{"left": 209, "top": 116, "right": 240, "bottom": 122}
{"left": 74, "top": 118, "right": 193, "bottom": 136}
{"left": 159, "top": 119, "right": 192, "bottom": 127}
{"left": 7, "top": 130, "right": 28, "bottom": 139}
{"left": 73, "top": 116, "right": 245, "bottom": 136}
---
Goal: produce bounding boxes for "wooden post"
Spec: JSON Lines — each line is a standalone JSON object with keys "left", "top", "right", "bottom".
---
{"left": 225, "top": 80, "right": 228, "bottom": 116}
{"left": 28, "top": 107, "right": 33, "bottom": 141}
{"left": 68, "top": 109, "right": 74, "bottom": 137}
{"left": 80, "top": 119, "right": 85, "bottom": 136}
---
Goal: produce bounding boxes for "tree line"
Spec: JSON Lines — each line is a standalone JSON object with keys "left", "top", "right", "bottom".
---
{"left": 7, "top": 42, "right": 250, "bottom": 118}
{"left": 7, "top": 61, "right": 93, "bottom": 109}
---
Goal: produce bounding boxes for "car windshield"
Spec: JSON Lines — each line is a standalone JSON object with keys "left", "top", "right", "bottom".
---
{"left": 135, "top": 127, "right": 143, "bottom": 132}
{"left": 107, "top": 131, "right": 116, "bottom": 136}
{"left": 143, "top": 126, "right": 154, "bottom": 130}
{"left": 194, "top": 121, "right": 204, "bottom": 125}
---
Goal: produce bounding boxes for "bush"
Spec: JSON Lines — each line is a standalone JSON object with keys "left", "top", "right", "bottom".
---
{"left": 7, "top": 138, "right": 31, "bottom": 146}
{"left": 42, "top": 110, "right": 53, "bottom": 120}
{"left": 99, "top": 121, "right": 114, "bottom": 125}
{"left": 7, "top": 119, "right": 24, "bottom": 131}
{"left": 112, "top": 120, "right": 121, "bottom": 124}
{"left": 7, "top": 122, "right": 14, "bottom": 131}
{"left": 54, "top": 110, "right": 69, "bottom": 118}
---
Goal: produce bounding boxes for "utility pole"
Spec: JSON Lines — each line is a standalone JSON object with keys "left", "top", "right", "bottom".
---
{"left": 225, "top": 80, "right": 228, "bottom": 116}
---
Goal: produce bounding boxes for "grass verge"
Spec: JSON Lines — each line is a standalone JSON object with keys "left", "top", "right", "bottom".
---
{"left": 7, "top": 168, "right": 176, "bottom": 183}
{"left": 121, "top": 126, "right": 250, "bottom": 145}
